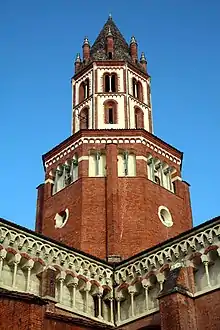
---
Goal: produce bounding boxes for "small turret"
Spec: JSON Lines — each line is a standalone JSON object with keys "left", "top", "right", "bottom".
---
{"left": 74, "top": 53, "right": 81, "bottom": 73}
{"left": 130, "top": 36, "right": 138, "bottom": 63}
{"left": 140, "top": 52, "right": 147, "bottom": 72}
{"left": 82, "top": 37, "right": 90, "bottom": 62}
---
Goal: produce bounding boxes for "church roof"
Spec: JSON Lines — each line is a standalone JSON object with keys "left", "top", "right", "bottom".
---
{"left": 90, "top": 16, "right": 131, "bottom": 61}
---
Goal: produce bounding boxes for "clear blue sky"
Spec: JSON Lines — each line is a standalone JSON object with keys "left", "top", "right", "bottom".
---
{"left": 0, "top": 1, "right": 220, "bottom": 230}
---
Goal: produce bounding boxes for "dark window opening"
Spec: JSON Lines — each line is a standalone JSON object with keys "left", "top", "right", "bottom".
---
{"left": 136, "top": 83, "right": 140, "bottom": 99}
{"left": 155, "top": 175, "right": 160, "bottom": 185}
{"left": 108, "top": 52, "right": 112, "bottom": 59}
{"left": 132, "top": 78, "right": 136, "bottom": 97}
{"left": 83, "top": 84, "right": 86, "bottom": 99}
{"left": 108, "top": 108, "right": 113, "bottom": 124}
{"left": 105, "top": 75, "right": 110, "bottom": 92}
{"left": 173, "top": 181, "right": 176, "bottom": 194}
{"left": 93, "top": 296, "right": 99, "bottom": 317}
{"left": 135, "top": 113, "right": 138, "bottom": 128}
{"left": 111, "top": 74, "right": 116, "bottom": 92}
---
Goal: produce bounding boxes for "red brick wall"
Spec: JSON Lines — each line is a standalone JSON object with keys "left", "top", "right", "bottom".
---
{"left": 0, "top": 297, "right": 44, "bottom": 330}
{"left": 37, "top": 130, "right": 191, "bottom": 260}
{"left": 117, "top": 177, "right": 192, "bottom": 259}
{"left": 195, "top": 290, "right": 220, "bottom": 330}
{"left": 44, "top": 319, "right": 94, "bottom": 330}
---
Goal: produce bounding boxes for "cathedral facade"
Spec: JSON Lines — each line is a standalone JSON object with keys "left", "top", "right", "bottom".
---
{"left": 0, "top": 16, "right": 220, "bottom": 330}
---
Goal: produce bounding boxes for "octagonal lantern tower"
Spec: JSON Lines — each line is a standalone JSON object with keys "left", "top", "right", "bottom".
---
{"left": 36, "top": 16, "right": 192, "bottom": 262}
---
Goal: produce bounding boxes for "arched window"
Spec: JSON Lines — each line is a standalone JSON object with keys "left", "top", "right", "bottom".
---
{"left": 104, "top": 73, "right": 117, "bottom": 92}
{"left": 80, "top": 107, "right": 89, "bottom": 129}
{"left": 104, "top": 100, "right": 117, "bottom": 124}
{"left": 137, "top": 81, "right": 143, "bottom": 102}
{"left": 132, "top": 78, "right": 143, "bottom": 102}
{"left": 132, "top": 78, "right": 137, "bottom": 97}
{"left": 135, "top": 107, "right": 144, "bottom": 129}
{"left": 79, "top": 79, "right": 89, "bottom": 103}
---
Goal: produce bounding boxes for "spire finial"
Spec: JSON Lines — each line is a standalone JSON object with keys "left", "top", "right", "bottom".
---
{"left": 109, "top": 13, "right": 112, "bottom": 20}
{"left": 83, "top": 36, "right": 90, "bottom": 46}
{"left": 130, "top": 36, "right": 137, "bottom": 44}
{"left": 140, "top": 52, "right": 147, "bottom": 63}
{"left": 75, "top": 53, "right": 81, "bottom": 63}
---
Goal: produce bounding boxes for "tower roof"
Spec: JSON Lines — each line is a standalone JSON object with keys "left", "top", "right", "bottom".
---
{"left": 90, "top": 16, "right": 131, "bottom": 61}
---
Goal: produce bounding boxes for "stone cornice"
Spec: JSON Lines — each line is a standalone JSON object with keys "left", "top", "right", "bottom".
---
{"left": 42, "top": 129, "right": 182, "bottom": 169}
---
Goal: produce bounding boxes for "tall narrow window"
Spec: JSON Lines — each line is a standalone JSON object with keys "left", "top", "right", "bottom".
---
{"left": 132, "top": 78, "right": 143, "bottom": 102}
{"left": 108, "top": 52, "right": 113, "bottom": 59}
{"left": 108, "top": 108, "right": 113, "bottom": 124}
{"left": 79, "top": 79, "right": 89, "bottom": 103}
{"left": 134, "top": 108, "right": 144, "bottom": 129}
{"left": 104, "top": 101, "right": 117, "bottom": 124}
{"left": 132, "top": 78, "right": 137, "bottom": 97}
{"left": 80, "top": 107, "right": 89, "bottom": 129}
{"left": 137, "top": 81, "right": 143, "bottom": 102}
{"left": 105, "top": 74, "right": 110, "bottom": 92}
{"left": 111, "top": 74, "right": 116, "bottom": 92}
{"left": 79, "top": 82, "right": 84, "bottom": 103}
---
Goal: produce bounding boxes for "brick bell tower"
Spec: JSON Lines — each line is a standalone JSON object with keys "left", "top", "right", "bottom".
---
{"left": 35, "top": 15, "right": 193, "bottom": 262}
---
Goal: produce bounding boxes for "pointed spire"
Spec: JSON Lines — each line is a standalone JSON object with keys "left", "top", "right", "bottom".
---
{"left": 140, "top": 52, "right": 146, "bottom": 63}
{"left": 75, "top": 53, "right": 81, "bottom": 63}
{"left": 130, "top": 36, "right": 137, "bottom": 44}
{"left": 108, "top": 13, "right": 112, "bottom": 20}
{"left": 91, "top": 16, "right": 130, "bottom": 61}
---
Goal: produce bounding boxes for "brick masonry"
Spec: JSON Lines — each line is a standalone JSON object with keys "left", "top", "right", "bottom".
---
{"left": 36, "top": 129, "right": 192, "bottom": 260}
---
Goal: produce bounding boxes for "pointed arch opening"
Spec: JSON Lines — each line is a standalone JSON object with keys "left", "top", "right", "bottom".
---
{"left": 80, "top": 107, "right": 89, "bottom": 129}
{"left": 135, "top": 107, "right": 144, "bottom": 129}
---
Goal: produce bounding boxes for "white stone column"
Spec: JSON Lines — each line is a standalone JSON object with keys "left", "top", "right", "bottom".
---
{"left": 147, "top": 157, "right": 155, "bottom": 181}
{"left": 201, "top": 255, "right": 211, "bottom": 287}
{"left": 97, "top": 294, "right": 103, "bottom": 319}
{"left": 128, "top": 285, "right": 136, "bottom": 318}
{"left": 109, "top": 297, "right": 114, "bottom": 324}
{"left": 156, "top": 273, "right": 165, "bottom": 291}
{"left": 12, "top": 253, "right": 21, "bottom": 288}
{"left": 164, "top": 167, "right": 172, "bottom": 191}
{"left": 68, "top": 277, "right": 79, "bottom": 309}
{"left": 142, "top": 279, "right": 150, "bottom": 311}
{"left": 23, "top": 259, "right": 34, "bottom": 292}
{"left": 0, "top": 249, "right": 7, "bottom": 283}
{"left": 116, "top": 297, "right": 121, "bottom": 323}
{"left": 84, "top": 282, "right": 91, "bottom": 313}
{"left": 58, "top": 271, "right": 66, "bottom": 304}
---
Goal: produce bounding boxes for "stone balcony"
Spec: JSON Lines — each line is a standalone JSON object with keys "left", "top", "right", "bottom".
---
{"left": 0, "top": 216, "right": 220, "bottom": 328}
